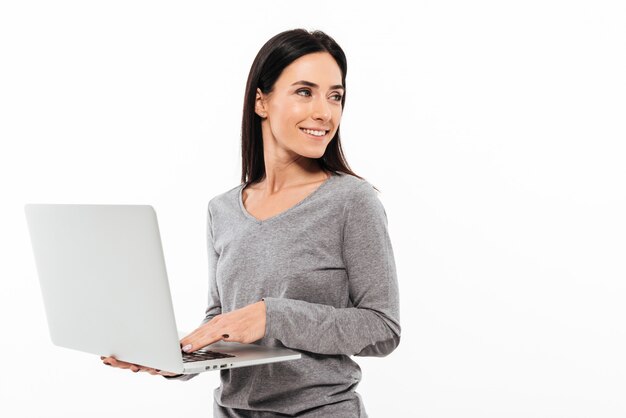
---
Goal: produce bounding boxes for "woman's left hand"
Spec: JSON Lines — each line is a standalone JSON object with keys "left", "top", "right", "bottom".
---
{"left": 100, "top": 356, "right": 181, "bottom": 377}
{"left": 180, "top": 300, "right": 266, "bottom": 353}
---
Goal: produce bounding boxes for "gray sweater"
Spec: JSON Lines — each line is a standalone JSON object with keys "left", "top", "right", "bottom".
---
{"left": 172, "top": 171, "right": 400, "bottom": 417}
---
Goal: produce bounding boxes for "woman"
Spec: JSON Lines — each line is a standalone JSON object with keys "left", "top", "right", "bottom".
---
{"left": 103, "top": 28, "right": 401, "bottom": 417}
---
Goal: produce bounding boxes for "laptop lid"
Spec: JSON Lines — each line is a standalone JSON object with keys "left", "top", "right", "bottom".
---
{"left": 25, "top": 204, "right": 186, "bottom": 373}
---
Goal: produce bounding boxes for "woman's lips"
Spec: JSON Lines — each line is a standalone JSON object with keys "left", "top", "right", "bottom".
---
{"left": 300, "top": 127, "right": 328, "bottom": 139}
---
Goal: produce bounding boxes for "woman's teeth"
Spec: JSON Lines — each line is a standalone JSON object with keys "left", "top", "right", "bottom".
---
{"left": 301, "top": 128, "right": 326, "bottom": 137}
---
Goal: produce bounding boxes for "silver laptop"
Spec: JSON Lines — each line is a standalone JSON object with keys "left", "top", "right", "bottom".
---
{"left": 24, "top": 204, "right": 301, "bottom": 374}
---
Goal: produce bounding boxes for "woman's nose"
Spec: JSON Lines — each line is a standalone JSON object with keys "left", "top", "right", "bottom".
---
{"left": 311, "top": 97, "right": 331, "bottom": 121}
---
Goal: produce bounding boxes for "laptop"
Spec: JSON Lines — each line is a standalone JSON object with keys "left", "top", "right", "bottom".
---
{"left": 24, "top": 204, "right": 301, "bottom": 374}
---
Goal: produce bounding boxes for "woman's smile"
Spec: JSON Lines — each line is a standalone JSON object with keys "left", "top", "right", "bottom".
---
{"left": 299, "top": 127, "right": 329, "bottom": 140}
{"left": 255, "top": 51, "right": 343, "bottom": 158}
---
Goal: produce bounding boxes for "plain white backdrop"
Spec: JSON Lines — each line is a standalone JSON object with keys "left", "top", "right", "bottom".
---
{"left": 1, "top": 1, "right": 625, "bottom": 417}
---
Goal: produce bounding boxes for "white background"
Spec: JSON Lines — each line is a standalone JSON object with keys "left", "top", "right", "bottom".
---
{"left": 1, "top": 1, "right": 625, "bottom": 417}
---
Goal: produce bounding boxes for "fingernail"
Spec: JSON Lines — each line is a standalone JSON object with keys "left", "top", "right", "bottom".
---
{"left": 182, "top": 344, "right": 192, "bottom": 352}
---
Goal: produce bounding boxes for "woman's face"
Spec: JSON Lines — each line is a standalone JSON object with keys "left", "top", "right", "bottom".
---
{"left": 256, "top": 52, "right": 344, "bottom": 159}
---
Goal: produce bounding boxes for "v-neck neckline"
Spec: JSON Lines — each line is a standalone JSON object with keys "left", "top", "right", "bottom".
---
{"left": 238, "top": 172, "right": 337, "bottom": 224}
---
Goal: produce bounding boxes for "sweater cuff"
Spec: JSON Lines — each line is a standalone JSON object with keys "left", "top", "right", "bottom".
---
{"left": 262, "top": 297, "right": 282, "bottom": 340}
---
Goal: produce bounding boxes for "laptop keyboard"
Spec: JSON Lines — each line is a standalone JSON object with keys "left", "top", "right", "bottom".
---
{"left": 182, "top": 348, "right": 236, "bottom": 363}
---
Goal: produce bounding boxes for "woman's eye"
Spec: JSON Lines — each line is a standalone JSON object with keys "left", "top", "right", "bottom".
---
{"left": 296, "top": 89, "right": 342, "bottom": 102}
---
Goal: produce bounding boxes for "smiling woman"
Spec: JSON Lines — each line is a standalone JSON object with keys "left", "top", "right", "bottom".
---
{"left": 102, "top": 28, "right": 400, "bottom": 418}
{"left": 253, "top": 51, "right": 344, "bottom": 158}
{"left": 239, "top": 29, "right": 363, "bottom": 188}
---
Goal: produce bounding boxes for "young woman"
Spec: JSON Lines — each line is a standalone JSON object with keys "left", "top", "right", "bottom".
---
{"left": 103, "top": 28, "right": 401, "bottom": 417}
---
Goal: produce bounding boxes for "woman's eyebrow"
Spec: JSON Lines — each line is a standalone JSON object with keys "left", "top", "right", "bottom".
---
{"left": 290, "top": 80, "right": 345, "bottom": 91}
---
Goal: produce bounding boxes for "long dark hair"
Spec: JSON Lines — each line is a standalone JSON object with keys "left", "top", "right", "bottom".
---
{"left": 240, "top": 28, "right": 374, "bottom": 189}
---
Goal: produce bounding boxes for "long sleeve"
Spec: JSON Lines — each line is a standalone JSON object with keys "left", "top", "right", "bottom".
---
{"left": 262, "top": 183, "right": 401, "bottom": 357}
{"left": 202, "top": 200, "right": 222, "bottom": 323}
{"left": 164, "top": 201, "right": 222, "bottom": 381}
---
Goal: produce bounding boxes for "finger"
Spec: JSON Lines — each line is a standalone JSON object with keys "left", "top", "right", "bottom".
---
{"left": 182, "top": 331, "right": 225, "bottom": 353}
{"left": 107, "top": 357, "right": 128, "bottom": 367}
{"left": 102, "top": 356, "right": 129, "bottom": 368}
{"left": 158, "top": 370, "right": 181, "bottom": 377}
{"left": 101, "top": 355, "right": 115, "bottom": 364}
{"left": 179, "top": 316, "right": 222, "bottom": 348}
{"left": 179, "top": 325, "right": 210, "bottom": 349}
{"left": 137, "top": 366, "right": 155, "bottom": 374}
{"left": 105, "top": 357, "right": 135, "bottom": 370}
{"left": 180, "top": 328, "right": 212, "bottom": 352}
{"left": 104, "top": 357, "right": 119, "bottom": 367}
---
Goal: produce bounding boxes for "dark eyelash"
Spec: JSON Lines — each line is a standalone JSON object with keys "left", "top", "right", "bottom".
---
{"left": 297, "top": 89, "right": 343, "bottom": 101}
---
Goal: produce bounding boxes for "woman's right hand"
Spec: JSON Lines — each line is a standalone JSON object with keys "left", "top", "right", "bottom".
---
{"left": 101, "top": 356, "right": 181, "bottom": 377}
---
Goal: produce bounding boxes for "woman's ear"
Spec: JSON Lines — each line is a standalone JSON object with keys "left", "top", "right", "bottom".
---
{"left": 255, "top": 88, "right": 267, "bottom": 118}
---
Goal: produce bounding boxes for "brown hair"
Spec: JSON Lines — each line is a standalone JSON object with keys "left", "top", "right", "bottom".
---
{"left": 240, "top": 28, "right": 376, "bottom": 191}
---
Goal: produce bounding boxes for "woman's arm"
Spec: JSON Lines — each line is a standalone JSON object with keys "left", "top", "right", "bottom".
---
{"left": 163, "top": 202, "right": 223, "bottom": 380}
{"left": 263, "top": 183, "right": 401, "bottom": 357}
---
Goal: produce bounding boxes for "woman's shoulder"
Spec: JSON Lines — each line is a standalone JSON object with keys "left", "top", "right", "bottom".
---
{"left": 330, "top": 172, "right": 388, "bottom": 226}
{"left": 332, "top": 171, "right": 379, "bottom": 202}
{"left": 207, "top": 183, "right": 242, "bottom": 214}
